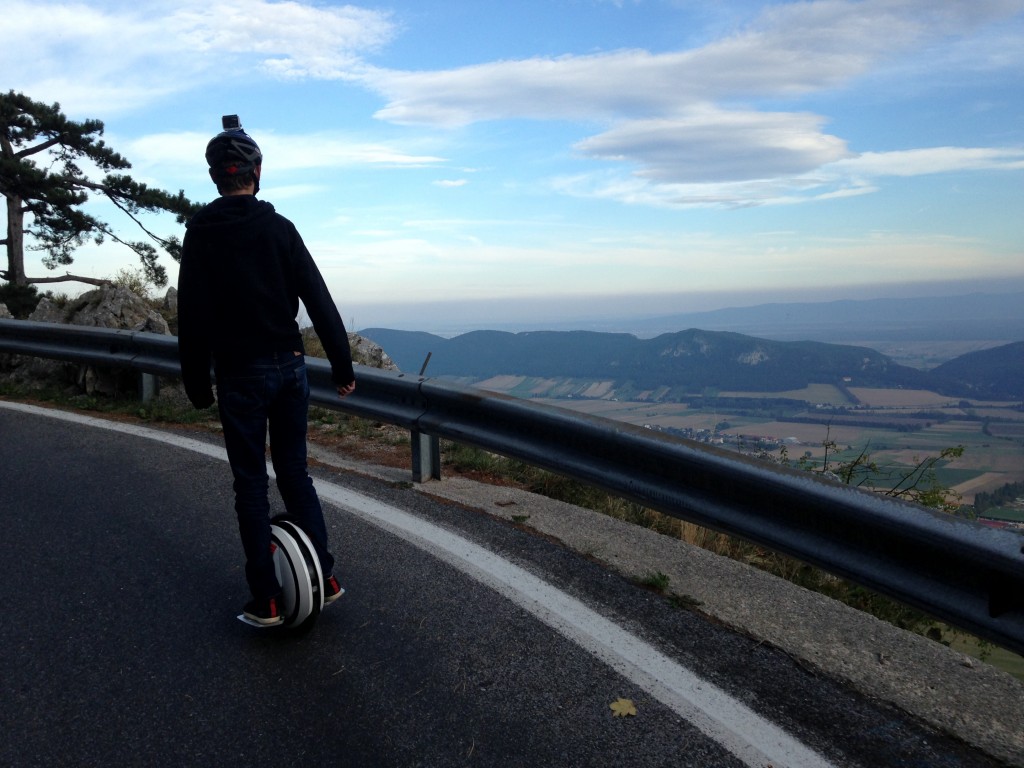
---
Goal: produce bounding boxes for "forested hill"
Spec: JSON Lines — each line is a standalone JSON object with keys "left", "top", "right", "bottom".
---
{"left": 929, "top": 341, "right": 1024, "bottom": 400}
{"left": 357, "top": 327, "right": 1016, "bottom": 399}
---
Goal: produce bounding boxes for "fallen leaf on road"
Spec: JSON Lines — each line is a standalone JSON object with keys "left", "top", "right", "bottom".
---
{"left": 609, "top": 698, "right": 637, "bottom": 717}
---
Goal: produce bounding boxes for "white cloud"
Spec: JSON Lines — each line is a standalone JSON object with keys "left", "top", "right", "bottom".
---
{"left": 366, "top": 0, "right": 1024, "bottom": 127}
{"left": 829, "top": 147, "right": 1024, "bottom": 177}
{"left": 169, "top": 0, "right": 393, "bottom": 80}
{"left": 7, "top": 0, "right": 1018, "bottom": 125}
{"left": 5, "top": 0, "right": 1022, "bottom": 216}
{"left": 123, "top": 130, "right": 444, "bottom": 174}
{"left": 575, "top": 107, "right": 851, "bottom": 183}
{"left": 0, "top": 0, "right": 394, "bottom": 114}
{"left": 552, "top": 144, "right": 1024, "bottom": 210}
{"left": 549, "top": 169, "right": 876, "bottom": 210}
{"left": 551, "top": 142, "right": 1024, "bottom": 209}
{"left": 433, "top": 179, "right": 469, "bottom": 188}
{"left": 1, "top": 1, "right": 187, "bottom": 114}
{"left": 352, "top": 0, "right": 1023, "bottom": 207}
{"left": 265, "top": 133, "right": 444, "bottom": 169}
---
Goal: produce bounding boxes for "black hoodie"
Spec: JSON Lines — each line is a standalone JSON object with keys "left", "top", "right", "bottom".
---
{"left": 177, "top": 195, "right": 355, "bottom": 408}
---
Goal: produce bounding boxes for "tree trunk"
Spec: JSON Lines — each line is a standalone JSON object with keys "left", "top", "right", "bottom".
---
{"left": 3, "top": 193, "right": 109, "bottom": 288}
{"left": 4, "top": 192, "right": 26, "bottom": 286}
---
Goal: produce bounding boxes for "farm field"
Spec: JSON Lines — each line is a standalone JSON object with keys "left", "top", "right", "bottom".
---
{"left": 846, "top": 387, "right": 963, "bottom": 408}
{"left": 720, "top": 383, "right": 849, "bottom": 405}
{"left": 534, "top": 386, "right": 1024, "bottom": 504}
{"left": 533, "top": 395, "right": 708, "bottom": 429}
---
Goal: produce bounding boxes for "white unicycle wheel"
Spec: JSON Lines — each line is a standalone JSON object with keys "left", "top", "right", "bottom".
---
{"left": 270, "top": 517, "right": 325, "bottom": 627}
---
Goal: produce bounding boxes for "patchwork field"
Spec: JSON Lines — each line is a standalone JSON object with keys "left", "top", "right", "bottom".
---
{"left": 720, "top": 383, "right": 849, "bottom": 405}
{"left": 528, "top": 385, "right": 1024, "bottom": 505}
{"left": 846, "top": 387, "right": 963, "bottom": 408}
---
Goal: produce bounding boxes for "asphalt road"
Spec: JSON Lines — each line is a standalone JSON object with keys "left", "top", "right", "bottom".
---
{"left": 0, "top": 402, "right": 1013, "bottom": 768}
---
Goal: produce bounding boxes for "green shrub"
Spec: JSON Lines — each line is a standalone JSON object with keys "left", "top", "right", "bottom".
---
{"left": 0, "top": 282, "right": 42, "bottom": 318}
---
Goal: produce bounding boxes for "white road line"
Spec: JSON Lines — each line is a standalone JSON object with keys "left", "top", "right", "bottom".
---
{"left": 3, "top": 400, "right": 835, "bottom": 768}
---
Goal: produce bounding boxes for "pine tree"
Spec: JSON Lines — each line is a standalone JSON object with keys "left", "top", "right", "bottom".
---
{"left": 0, "top": 90, "right": 199, "bottom": 289}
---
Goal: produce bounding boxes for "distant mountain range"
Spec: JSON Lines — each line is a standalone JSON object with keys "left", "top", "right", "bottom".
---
{"left": 360, "top": 327, "right": 1024, "bottom": 401}
{"left": 630, "top": 292, "right": 1024, "bottom": 341}
{"left": 469, "top": 291, "right": 1024, "bottom": 341}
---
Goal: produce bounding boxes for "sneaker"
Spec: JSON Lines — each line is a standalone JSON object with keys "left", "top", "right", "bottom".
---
{"left": 243, "top": 593, "right": 284, "bottom": 625}
{"left": 324, "top": 575, "right": 345, "bottom": 604}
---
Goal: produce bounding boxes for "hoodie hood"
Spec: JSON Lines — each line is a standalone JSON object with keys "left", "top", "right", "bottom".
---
{"left": 186, "top": 195, "right": 276, "bottom": 233}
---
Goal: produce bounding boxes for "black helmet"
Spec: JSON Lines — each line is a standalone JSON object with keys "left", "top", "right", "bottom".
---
{"left": 205, "top": 115, "right": 262, "bottom": 181}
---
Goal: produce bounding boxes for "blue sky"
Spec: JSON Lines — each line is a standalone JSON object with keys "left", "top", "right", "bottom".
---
{"left": 4, "top": 0, "right": 1023, "bottom": 332}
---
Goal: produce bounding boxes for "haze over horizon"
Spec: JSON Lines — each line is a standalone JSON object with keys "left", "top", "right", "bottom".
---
{"left": 345, "top": 277, "right": 1024, "bottom": 336}
{"left": 4, "top": 0, "right": 1023, "bottom": 330}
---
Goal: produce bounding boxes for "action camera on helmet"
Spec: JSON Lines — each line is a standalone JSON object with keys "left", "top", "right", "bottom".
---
{"left": 206, "top": 114, "right": 263, "bottom": 192}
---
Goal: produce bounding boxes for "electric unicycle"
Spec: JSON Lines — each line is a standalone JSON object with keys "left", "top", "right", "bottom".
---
{"left": 237, "top": 516, "right": 328, "bottom": 630}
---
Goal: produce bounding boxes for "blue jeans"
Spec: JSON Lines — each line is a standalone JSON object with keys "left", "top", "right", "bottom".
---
{"left": 216, "top": 351, "right": 335, "bottom": 600}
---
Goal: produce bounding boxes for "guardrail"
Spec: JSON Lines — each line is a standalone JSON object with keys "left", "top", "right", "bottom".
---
{"left": 2, "top": 318, "right": 1023, "bottom": 656}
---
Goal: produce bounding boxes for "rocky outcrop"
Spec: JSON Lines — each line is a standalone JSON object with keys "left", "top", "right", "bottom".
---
{"left": 349, "top": 333, "right": 399, "bottom": 372}
{"left": 47, "top": 284, "right": 170, "bottom": 334}
{"left": 302, "top": 326, "right": 399, "bottom": 372}
{"left": 2, "top": 284, "right": 172, "bottom": 396}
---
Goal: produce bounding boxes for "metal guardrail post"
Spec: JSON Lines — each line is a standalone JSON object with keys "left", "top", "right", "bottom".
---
{"left": 411, "top": 429, "right": 442, "bottom": 483}
{"left": 139, "top": 372, "right": 158, "bottom": 403}
{"left": 305, "top": 357, "right": 438, "bottom": 481}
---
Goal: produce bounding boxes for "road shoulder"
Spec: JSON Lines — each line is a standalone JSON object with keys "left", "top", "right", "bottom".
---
{"left": 308, "top": 442, "right": 1024, "bottom": 767}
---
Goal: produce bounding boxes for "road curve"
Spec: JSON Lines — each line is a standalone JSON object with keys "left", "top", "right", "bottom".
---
{"left": 0, "top": 401, "right": 1013, "bottom": 767}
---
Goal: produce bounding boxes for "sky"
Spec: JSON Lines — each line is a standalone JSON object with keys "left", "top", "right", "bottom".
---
{"left": 3, "top": 0, "right": 1024, "bottom": 333}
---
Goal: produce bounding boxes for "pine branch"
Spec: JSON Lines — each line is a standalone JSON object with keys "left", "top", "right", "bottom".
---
{"left": 24, "top": 272, "right": 112, "bottom": 286}
{"left": 15, "top": 136, "right": 63, "bottom": 159}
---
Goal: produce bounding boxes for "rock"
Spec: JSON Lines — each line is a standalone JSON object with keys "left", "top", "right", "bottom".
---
{"left": 163, "top": 286, "right": 178, "bottom": 315}
{"left": 48, "top": 284, "right": 170, "bottom": 334}
{"left": 349, "top": 333, "right": 399, "bottom": 371}
{"left": 4, "top": 284, "right": 175, "bottom": 397}
{"left": 27, "top": 296, "right": 66, "bottom": 324}
{"left": 0, "top": 303, "right": 11, "bottom": 319}
{"left": 303, "top": 328, "right": 400, "bottom": 372}
{"left": 4, "top": 296, "right": 76, "bottom": 389}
